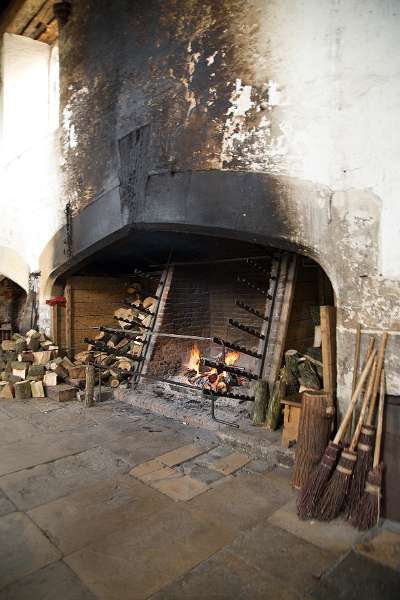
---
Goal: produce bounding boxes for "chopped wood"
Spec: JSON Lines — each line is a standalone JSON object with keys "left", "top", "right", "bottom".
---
{"left": 33, "top": 351, "right": 52, "bottom": 365}
{"left": 19, "top": 351, "right": 34, "bottom": 362}
{"left": 12, "top": 368, "right": 27, "bottom": 380}
{"left": 28, "top": 364, "right": 46, "bottom": 378}
{"left": 142, "top": 296, "right": 156, "bottom": 310}
{"left": 44, "top": 372, "right": 58, "bottom": 386}
{"left": 14, "top": 380, "right": 32, "bottom": 400}
{"left": 0, "top": 382, "right": 14, "bottom": 398}
{"left": 1, "top": 340, "right": 16, "bottom": 351}
{"left": 61, "top": 356, "right": 75, "bottom": 370}
{"left": 83, "top": 365, "right": 95, "bottom": 407}
{"left": 30, "top": 380, "right": 45, "bottom": 398}
{"left": 55, "top": 365, "right": 69, "bottom": 380}
{"left": 46, "top": 384, "right": 77, "bottom": 402}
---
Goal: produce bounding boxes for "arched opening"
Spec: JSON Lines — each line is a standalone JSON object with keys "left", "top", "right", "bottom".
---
{"left": 0, "top": 275, "right": 27, "bottom": 338}
{"left": 51, "top": 229, "right": 335, "bottom": 439}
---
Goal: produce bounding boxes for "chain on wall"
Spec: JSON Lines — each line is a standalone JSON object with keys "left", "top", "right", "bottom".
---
{"left": 64, "top": 201, "right": 73, "bottom": 258}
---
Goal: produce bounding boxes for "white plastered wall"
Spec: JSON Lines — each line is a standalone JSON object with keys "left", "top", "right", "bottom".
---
{"left": 0, "top": 33, "right": 63, "bottom": 284}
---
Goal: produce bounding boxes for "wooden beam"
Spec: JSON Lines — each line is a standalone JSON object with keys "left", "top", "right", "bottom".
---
{"left": 0, "top": 0, "right": 46, "bottom": 35}
{"left": 320, "top": 305, "right": 337, "bottom": 411}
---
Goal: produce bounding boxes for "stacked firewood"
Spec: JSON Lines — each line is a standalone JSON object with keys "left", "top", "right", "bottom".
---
{"left": 282, "top": 349, "right": 322, "bottom": 394}
{"left": 81, "top": 285, "right": 157, "bottom": 388}
{"left": 0, "top": 329, "right": 76, "bottom": 401}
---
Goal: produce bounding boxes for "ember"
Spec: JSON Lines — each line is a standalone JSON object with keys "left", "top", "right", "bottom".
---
{"left": 183, "top": 344, "right": 243, "bottom": 394}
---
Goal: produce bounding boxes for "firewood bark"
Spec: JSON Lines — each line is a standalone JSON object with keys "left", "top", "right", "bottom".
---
{"left": 298, "top": 359, "right": 321, "bottom": 390}
{"left": 14, "top": 380, "right": 32, "bottom": 400}
{"left": 284, "top": 350, "right": 300, "bottom": 383}
{"left": 252, "top": 379, "right": 269, "bottom": 425}
{"left": 84, "top": 364, "right": 95, "bottom": 407}
{"left": 292, "top": 391, "right": 332, "bottom": 489}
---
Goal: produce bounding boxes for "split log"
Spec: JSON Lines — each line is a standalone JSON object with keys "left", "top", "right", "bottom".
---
{"left": 12, "top": 368, "right": 27, "bottom": 380}
{"left": 14, "top": 380, "right": 32, "bottom": 400}
{"left": 292, "top": 391, "right": 332, "bottom": 489}
{"left": 30, "top": 380, "right": 45, "bottom": 398}
{"left": 110, "top": 377, "right": 120, "bottom": 388}
{"left": 266, "top": 373, "right": 285, "bottom": 431}
{"left": 298, "top": 359, "right": 321, "bottom": 390}
{"left": 19, "top": 351, "right": 34, "bottom": 362}
{"left": 252, "top": 379, "right": 269, "bottom": 425}
{"left": 8, "top": 375, "right": 22, "bottom": 385}
{"left": 44, "top": 372, "right": 58, "bottom": 386}
{"left": 0, "top": 382, "right": 14, "bottom": 398}
{"left": 15, "top": 339, "right": 27, "bottom": 354}
{"left": 33, "top": 351, "right": 52, "bottom": 365}
{"left": 61, "top": 356, "right": 75, "bottom": 370}
{"left": 83, "top": 365, "right": 95, "bottom": 407}
{"left": 2, "top": 340, "right": 16, "bottom": 351}
{"left": 142, "top": 296, "right": 156, "bottom": 310}
{"left": 28, "top": 337, "right": 41, "bottom": 351}
{"left": 46, "top": 384, "right": 77, "bottom": 402}
{"left": 11, "top": 361, "right": 30, "bottom": 371}
{"left": 55, "top": 365, "right": 69, "bottom": 380}
{"left": 65, "top": 365, "right": 86, "bottom": 379}
{"left": 285, "top": 350, "right": 300, "bottom": 383}
{"left": 28, "top": 364, "right": 46, "bottom": 378}
{"left": 49, "top": 357, "right": 63, "bottom": 370}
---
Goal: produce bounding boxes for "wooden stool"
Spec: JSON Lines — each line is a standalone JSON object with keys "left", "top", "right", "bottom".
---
{"left": 281, "top": 394, "right": 302, "bottom": 448}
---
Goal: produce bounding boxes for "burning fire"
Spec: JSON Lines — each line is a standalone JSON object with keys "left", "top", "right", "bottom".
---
{"left": 186, "top": 345, "right": 201, "bottom": 373}
{"left": 184, "top": 344, "right": 241, "bottom": 393}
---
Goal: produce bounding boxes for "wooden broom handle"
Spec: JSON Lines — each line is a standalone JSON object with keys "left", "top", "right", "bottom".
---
{"left": 373, "top": 369, "right": 385, "bottom": 468}
{"left": 367, "top": 332, "right": 388, "bottom": 426}
{"left": 333, "top": 349, "right": 376, "bottom": 444}
{"left": 351, "top": 324, "right": 362, "bottom": 396}
{"left": 349, "top": 357, "right": 377, "bottom": 451}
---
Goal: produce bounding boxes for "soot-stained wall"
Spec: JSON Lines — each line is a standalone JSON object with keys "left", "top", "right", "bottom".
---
{"left": 47, "top": 0, "right": 400, "bottom": 407}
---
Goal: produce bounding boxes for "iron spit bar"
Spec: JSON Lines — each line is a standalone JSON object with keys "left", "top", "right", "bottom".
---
{"left": 228, "top": 319, "right": 265, "bottom": 340}
{"left": 235, "top": 300, "right": 269, "bottom": 321}
{"left": 212, "top": 336, "right": 262, "bottom": 359}
{"left": 203, "top": 388, "right": 255, "bottom": 402}
{"left": 237, "top": 276, "right": 272, "bottom": 298}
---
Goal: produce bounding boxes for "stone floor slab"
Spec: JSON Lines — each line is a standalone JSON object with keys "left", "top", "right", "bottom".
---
{"left": 189, "top": 470, "right": 295, "bottom": 535}
{"left": 356, "top": 529, "right": 400, "bottom": 572}
{"left": 0, "top": 446, "right": 130, "bottom": 510}
{"left": 268, "top": 498, "right": 362, "bottom": 554}
{"left": 0, "top": 512, "right": 60, "bottom": 590}
{"left": 0, "top": 488, "right": 15, "bottom": 517}
{"left": 150, "top": 546, "right": 300, "bottom": 600}
{"left": 0, "top": 417, "right": 39, "bottom": 446}
{"left": 308, "top": 551, "right": 400, "bottom": 600}
{"left": 28, "top": 475, "right": 172, "bottom": 555}
{"left": 140, "top": 465, "right": 181, "bottom": 484}
{"left": 1, "top": 561, "right": 96, "bottom": 600}
{"left": 65, "top": 504, "right": 234, "bottom": 600}
{"left": 152, "top": 475, "right": 209, "bottom": 501}
{"left": 0, "top": 432, "right": 96, "bottom": 476}
{"left": 129, "top": 459, "right": 165, "bottom": 478}
{"left": 225, "top": 521, "right": 336, "bottom": 591}
{"left": 157, "top": 444, "right": 211, "bottom": 467}
{"left": 208, "top": 452, "right": 251, "bottom": 475}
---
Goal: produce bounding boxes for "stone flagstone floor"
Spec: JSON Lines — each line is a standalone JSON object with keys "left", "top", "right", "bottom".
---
{"left": 0, "top": 396, "right": 399, "bottom": 599}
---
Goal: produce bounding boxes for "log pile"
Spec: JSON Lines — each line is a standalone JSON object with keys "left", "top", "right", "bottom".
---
{"left": 0, "top": 329, "right": 76, "bottom": 401}
{"left": 78, "top": 284, "right": 157, "bottom": 389}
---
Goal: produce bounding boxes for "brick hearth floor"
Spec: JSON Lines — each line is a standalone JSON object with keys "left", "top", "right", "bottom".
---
{"left": 0, "top": 396, "right": 399, "bottom": 599}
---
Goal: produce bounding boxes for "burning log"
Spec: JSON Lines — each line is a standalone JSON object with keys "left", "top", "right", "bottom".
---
{"left": 200, "top": 357, "right": 259, "bottom": 381}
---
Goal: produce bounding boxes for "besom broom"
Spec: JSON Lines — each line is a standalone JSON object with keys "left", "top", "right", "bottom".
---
{"left": 296, "top": 349, "right": 376, "bottom": 520}
{"left": 315, "top": 355, "right": 377, "bottom": 521}
{"left": 351, "top": 369, "right": 386, "bottom": 530}
{"left": 345, "top": 333, "right": 388, "bottom": 519}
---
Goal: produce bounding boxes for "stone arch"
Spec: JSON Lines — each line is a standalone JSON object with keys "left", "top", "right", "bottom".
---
{"left": 0, "top": 246, "right": 30, "bottom": 292}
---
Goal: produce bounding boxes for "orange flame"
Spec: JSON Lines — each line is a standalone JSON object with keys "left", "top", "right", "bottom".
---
{"left": 225, "top": 351, "right": 240, "bottom": 366}
{"left": 186, "top": 344, "right": 200, "bottom": 373}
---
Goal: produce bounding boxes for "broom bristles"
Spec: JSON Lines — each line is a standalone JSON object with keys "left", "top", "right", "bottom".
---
{"left": 351, "top": 464, "right": 383, "bottom": 530}
{"left": 296, "top": 442, "right": 340, "bottom": 520}
{"left": 345, "top": 426, "right": 375, "bottom": 519}
{"left": 315, "top": 449, "right": 356, "bottom": 521}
